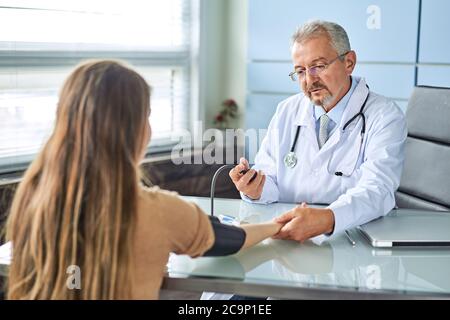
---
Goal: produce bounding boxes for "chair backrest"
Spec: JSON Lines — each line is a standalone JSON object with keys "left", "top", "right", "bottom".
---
{"left": 395, "top": 86, "right": 450, "bottom": 211}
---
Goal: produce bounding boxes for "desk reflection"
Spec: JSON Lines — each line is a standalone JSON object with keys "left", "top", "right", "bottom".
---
{"left": 169, "top": 234, "right": 450, "bottom": 294}
{"left": 172, "top": 197, "right": 450, "bottom": 296}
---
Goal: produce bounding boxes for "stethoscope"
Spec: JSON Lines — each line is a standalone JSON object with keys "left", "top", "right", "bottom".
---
{"left": 283, "top": 85, "right": 370, "bottom": 176}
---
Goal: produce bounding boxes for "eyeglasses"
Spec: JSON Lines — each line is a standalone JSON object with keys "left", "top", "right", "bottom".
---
{"left": 289, "top": 52, "right": 349, "bottom": 82}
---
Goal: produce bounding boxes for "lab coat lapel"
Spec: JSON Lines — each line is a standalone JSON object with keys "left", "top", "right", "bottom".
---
{"left": 339, "top": 78, "right": 369, "bottom": 131}
{"left": 295, "top": 97, "right": 319, "bottom": 153}
{"left": 294, "top": 96, "right": 314, "bottom": 127}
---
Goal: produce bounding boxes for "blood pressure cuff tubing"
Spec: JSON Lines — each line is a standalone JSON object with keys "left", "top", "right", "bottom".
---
{"left": 203, "top": 216, "right": 246, "bottom": 256}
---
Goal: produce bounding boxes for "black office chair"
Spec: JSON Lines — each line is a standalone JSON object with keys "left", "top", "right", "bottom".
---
{"left": 395, "top": 86, "right": 450, "bottom": 211}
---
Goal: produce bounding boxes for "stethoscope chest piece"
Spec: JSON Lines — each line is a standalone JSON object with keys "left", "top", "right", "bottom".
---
{"left": 284, "top": 151, "right": 297, "bottom": 168}
{"left": 282, "top": 84, "right": 370, "bottom": 171}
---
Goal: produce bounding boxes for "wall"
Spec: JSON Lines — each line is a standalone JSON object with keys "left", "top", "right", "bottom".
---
{"left": 417, "top": 0, "right": 450, "bottom": 87}
{"left": 201, "top": 0, "right": 248, "bottom": 130}
{"left": 246, "top": 0, "right": 450, "bottom": 136}
{"left": 201, "top": 0, "right": 227, "bottom": 130}
{"left": 223, "top": 0, "right": 248, "bottom": 129}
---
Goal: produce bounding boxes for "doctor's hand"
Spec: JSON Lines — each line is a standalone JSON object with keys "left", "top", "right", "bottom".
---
{"left": 229, "top": 157, "right": 266, "bottom": 200}
{"left": 272, "top": 203, "right": 335, "bottom": 243}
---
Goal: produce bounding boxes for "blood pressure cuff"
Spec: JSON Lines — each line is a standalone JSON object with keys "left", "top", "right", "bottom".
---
{"left": 203, "top": 216, "right": 246, "bottom": 256}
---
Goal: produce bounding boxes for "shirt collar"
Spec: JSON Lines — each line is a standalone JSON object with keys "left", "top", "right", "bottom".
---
{"left": 313, "top": 76, "right": 359, "bottom": 125}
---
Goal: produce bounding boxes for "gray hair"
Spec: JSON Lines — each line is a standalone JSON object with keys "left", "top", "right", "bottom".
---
{"left": 291, "top": 20, "right": 351, "bottom": 56}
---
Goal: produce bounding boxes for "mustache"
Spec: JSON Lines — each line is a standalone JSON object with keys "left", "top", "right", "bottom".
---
{"left": 307, "top": 83, "right": 328, "bottom": 92}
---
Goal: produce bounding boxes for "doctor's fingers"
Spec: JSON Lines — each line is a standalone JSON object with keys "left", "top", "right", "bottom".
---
{"left": 251, "top": 170, "right": 264, "bottom": 187}
{"left": 236, "top": 170, "right": 264, "bottom": 198}
{"left": 272, "top": 223, "right": 295, "bottom": 240}
{"left": 229, "top": 163, "right": 248, "bottom": 183}
{"left": 239, "top": 157, "right": 250, "bottom": 168}
{"left": 255, "top": 174, "right": 266, "bottom": 194}
{"left": 237, "top": 169, "right": 258, "bottom": 187}
{"left": 273, "top": 224, "right": 307, "bottom": 242}
{"left": 274, "top": 209, "right": 297, "bottom": 224}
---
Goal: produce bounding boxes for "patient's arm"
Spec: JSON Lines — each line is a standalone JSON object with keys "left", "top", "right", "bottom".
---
{"left": 240, "top": 222, "right": 282, "bottom": 249}
{"left": 203, "top": 216, "right": 282, "bottom": 256}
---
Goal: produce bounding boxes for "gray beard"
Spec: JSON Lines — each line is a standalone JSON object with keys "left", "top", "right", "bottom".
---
{"left": 315, "top": 82, "right": 346, "bottom": 110}
{"left": 313, "top": 93, "right": 334, "bottom": 110}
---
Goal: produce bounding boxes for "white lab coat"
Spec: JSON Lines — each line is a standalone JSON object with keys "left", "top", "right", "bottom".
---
{"left": 244, "top": 77, "right": 407, "bottom": 243}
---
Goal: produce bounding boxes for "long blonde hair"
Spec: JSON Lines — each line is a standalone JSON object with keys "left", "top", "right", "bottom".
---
{"left": 6, "top": 60, "right": 151, "bottom": 299}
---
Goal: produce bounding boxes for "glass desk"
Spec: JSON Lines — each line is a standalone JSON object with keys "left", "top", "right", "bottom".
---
{"left": 163, "top": 196, "right": 450, "bottom": 299}
{"left": 1, "top": 197, "right": 450, "bottom": 299}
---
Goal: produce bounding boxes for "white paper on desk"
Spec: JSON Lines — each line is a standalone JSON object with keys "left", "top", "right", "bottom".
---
{"left": 311, "top": 234, "right": 329, "bottom": 246}
{"left": 0, "top": 241, "right": 12, "bottom": 265}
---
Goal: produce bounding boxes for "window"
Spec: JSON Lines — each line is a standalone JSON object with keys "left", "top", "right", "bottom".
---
{"left": 0, "top": 0, "right": 195, "bottom": 173}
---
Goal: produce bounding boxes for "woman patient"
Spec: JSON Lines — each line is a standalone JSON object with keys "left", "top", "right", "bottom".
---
{"left": 5, "top": 60, "right": 283, "bottom": 299}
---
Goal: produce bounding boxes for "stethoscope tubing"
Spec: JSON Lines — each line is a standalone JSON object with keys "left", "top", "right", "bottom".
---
{"left": 286, "top": 85, "right": 370, "bottom": 169}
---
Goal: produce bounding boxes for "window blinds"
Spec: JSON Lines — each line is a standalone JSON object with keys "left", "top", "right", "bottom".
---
{"left": 0, "top": 0, "right": 192, "bottom": 173}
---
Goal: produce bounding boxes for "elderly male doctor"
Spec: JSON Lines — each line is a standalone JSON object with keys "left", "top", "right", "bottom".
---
{"left": 230, "top": 20, "right": 407, "bottom": 244}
